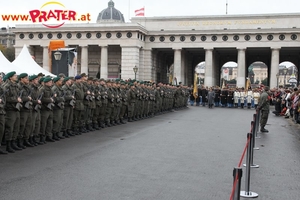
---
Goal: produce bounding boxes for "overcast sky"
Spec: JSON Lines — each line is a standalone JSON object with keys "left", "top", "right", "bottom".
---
{"left": 1, "top": 0, "right": 300, "bottom": 27}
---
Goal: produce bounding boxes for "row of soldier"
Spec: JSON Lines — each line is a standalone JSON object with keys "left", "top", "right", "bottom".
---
{"left": 0, "top": 71, "right": 190, "bottom": 154}
{"left": 189, "top": 86, "right": 261, "bottom": 108}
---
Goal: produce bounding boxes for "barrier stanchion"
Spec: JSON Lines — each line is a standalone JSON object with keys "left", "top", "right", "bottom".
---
{"left": 232, "top": 168, "right": 243, "bottom": 200}
{"left": 240, "top": 133, "right": 259, "bottom": 198}
{"left": 255, "top": 109, "right": 261, "bottom": 139}
{"left": 243, "top": 122, "right": 259, "bottom": 168}
{"left": 252, "top": 114, "right": 260, "bottom": 150}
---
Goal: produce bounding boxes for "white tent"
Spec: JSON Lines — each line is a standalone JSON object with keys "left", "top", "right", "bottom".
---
{"left": 0, "top": 51, "right": 23, "bottom": 74}
{"left": 13, "top": 45, "right": 55, "bottom": 76}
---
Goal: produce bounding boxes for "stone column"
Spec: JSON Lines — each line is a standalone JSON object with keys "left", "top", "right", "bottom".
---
{"left": 173, "top": 49, "right": 182, "bottom": 85}
{"left": 81, "top": 46, "right": 88, "bottom": 74}
{"left": 100, "top": 46, "right": 108, "bottom": 79}
{"left": 121, "top": 46, "right": 140, "bottom": 80}
{"left": 143, "top": 49, "right": 153, "bottom": 81}
{"left": 42, "top": 46, "right": 50, "bottom": 72}
{"left": 237, "top": 48, "right": 246, "bottom": 88}
{"left": 270, "top": 48, "right": 280, "bottom": 88}
{"left": 204, "top": 48, "right": 213, "bottom": 87}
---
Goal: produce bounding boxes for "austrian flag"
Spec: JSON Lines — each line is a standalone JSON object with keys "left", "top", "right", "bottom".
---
{"left": 135, "top": 7, "right": 145, "bottom": 16}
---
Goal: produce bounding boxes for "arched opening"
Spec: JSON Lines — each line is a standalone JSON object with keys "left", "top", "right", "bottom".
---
{"left": 278, "top": 61, "right": 298, "bottom": 88}
{"left": 220, "top": 61, "right": 237, "bottom": 88}
{"left": 194, "top": 61, "right": 205, "bottom": 86}
{"left": 248, "top": 61, "right": 268, "bottom": 88}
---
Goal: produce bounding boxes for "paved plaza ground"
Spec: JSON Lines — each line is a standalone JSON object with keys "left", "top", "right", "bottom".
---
{"left": 0, "top": 105, "right": 299, "bottom": 200}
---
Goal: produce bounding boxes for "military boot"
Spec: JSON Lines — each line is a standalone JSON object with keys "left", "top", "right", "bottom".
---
{"left": 128, "top": 117, "right": 133, "bottom": 122}
{"left": 17, "top": 139, "right": 26, "bottom": 149}
{"left": 260, "top": 127, "right": 269, "bottom": 133}
{"left": 57, "top": 132, "right": 65, "bottom": 139}
{"left": 67, "top": 129, "right": 75, "bottom": 136}
{"left": 120, "top": 119, "right": 126, "bottom": 124}
{"left": 40, "top": 135, "right": 46, "bottom": 144}
{"left": 6, "top": 141, "right": 15, "bottom": 153}
{"left": 46, "top": 136, "right": 55, "bottom": 142}
{"left": 34, "top": 135, "right": 43, "bottom": 145}
{"left": 29, "top": 137, "right": 38, "bottom": 146}
{"left": 0, "top": 148, "right": 8, "bottom": 155}
{"left": 11, "top": 140, "right": 22, "bottom": 151}
{"left": 24, "top": 139, "right": 34, "bottom": 147}
{"left": 93, "top": 123, "right": 100, "bottom": 130}
{"left": 62, "top": 131, "right": 70, "bottom": 138}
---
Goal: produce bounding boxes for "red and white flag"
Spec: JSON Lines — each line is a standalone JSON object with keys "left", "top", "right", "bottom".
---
{"left": 135, "top": 7, "right": 145, "bottom": 16}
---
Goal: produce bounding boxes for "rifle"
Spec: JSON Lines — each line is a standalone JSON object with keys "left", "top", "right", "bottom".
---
{"left": 57, "top": 91, "right": 66, "bottom": 109}
{"left": 16, "top": 90, "right": 24, "bottom": 111}
{"left": 34, "top": 92, "right": 43, "bottom": 111}
{"left": 24, "top": 88, "right": 33, "bottom": 109}
{"left": 47, "top": 94, "right": 56, "bottom": 110}
{"left": 0, "top": 89, "right": 9, "bottom": 108}
{"left": 69, "top": 90, "right": 76, "bottom": 106}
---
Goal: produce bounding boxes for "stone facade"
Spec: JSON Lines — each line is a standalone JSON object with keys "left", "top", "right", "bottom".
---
{"left": 10, "top": 11, "right": 300, "bottom": 88}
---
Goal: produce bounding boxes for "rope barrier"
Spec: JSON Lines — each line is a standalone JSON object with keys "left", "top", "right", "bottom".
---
{"left": 230, "top": 109, "right": 261, "bottom": 200}
{"left": 229, "top": 136, "right": 251, "bottom": 200}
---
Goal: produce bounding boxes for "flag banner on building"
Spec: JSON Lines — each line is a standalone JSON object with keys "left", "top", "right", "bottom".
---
{"left": 245, "top": 77, "right": 251, "bottom": 91}
{"left": 135, "top": 7, "right": 145, "bottom": 16}
{"left": 193, "top": 73, "right": 198, "bottom": 99}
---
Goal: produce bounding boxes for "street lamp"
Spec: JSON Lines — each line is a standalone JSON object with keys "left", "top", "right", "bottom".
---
{"left": 133, "top": 65, "right": 138, "bottom": 80}
{"left": 276, "top": 73, "right": 279, "bottom": 88}
{"left": 54, "top": 50, "right": 62, "bottom": 75}
{"left": 283, "top": 67, "right": 288, "bottom": 88}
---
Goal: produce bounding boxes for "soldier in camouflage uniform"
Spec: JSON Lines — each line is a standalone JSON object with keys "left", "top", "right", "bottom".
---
{"left": 4, "top": 71, "right": 22, "bottom": 152}
{"left": 71, "top": 76, "right": 85, "bottom": 134}
{"left": 105, "top": 80, "right": 115, "bottom": 127}
{"left": 39, "top": 77, "right": 56, "bottom": 143}
{"left": 18, "top": 73, "right": 34, "bottom": 147}
{"left": 92, "top": 79, "right": 101, "bottom": 130}
{"left": 98, "top": 79, "right": 108, "bottom": 128}
{"left": 119, "top": 81, "right": 128, "bottom": 124}
{"left": 29, "top": 75, "right": 43, "bottom": 145}
{"left": 127, "top": 83, "right": 136, "bottom": 122}
{"left": 62, "top": 77, "right": 75, "bottom": 137}
{"left": 52, "top": 76, "right": 66, "bottom": 140}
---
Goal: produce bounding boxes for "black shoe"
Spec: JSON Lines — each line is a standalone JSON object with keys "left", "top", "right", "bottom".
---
{"left": 39, "top": 135, "right": 46, "bottom": 144}
{"left": 120, "top": 120, "right": 126, "bottom": 124}
{"left": 0, "top": 148, "right": 8, "bottom": 154}
{"left": 6, "top": 141, "right": 15, "bottom": 153}
{"left": 52, "top": 134, "right": 60, "bottom": 141}
{"left": 57, "top": 133, "right": 65, "bottom": 139}
{"left": 17, "top": 139, "right": 26, "bottom": 149}
{"left": 29, "top": 137, "right": 38, "bottom": 146}
{"left": 63, "top": 131, "right": 70, "bottom": 138}
{"left": 261, "top": 128, "right": 269, "bottom": 133}
{"left": 24, "top": 139, "right": 34, "bottom": 147}
{"left": 11, "top": 140, "right": 22, "bottom": 151}
{"left": 46, "top": 136, "right": 55, "bottom": 142}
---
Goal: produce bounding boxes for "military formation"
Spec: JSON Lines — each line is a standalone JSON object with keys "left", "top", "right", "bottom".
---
{"left": 0, "top": 71, "right": 190, "bottom": 154}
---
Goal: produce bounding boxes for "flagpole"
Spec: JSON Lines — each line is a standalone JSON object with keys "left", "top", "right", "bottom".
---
{"left": 128, "top": 0, "right": 130, "bottom": 21}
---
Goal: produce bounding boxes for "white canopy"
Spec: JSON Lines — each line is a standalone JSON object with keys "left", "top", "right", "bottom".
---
{"left": 0, "top": 51, "right": 23, "bottom": 74}
{"left": 13, "top": 45, "right": 55, "bottom": 77}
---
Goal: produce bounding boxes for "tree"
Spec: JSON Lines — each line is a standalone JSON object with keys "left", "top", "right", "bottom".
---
{"left": 0, "top": 44, "right": 15, "bottom": 62}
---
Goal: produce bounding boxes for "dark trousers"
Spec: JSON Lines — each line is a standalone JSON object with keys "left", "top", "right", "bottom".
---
{"left": 5, "top": 110, "right": 20, "bottom": 141}
{"left": 53, "top": 109, "right": 64, "bottom": 134}
{"left": 0, "top": 114, "right": 5, "bottom": 144}
{"left": 19, "top": 110, "right": 32, "bottom": 140}
{"left": 63, "top": 106, "right": 73, "bottom": 131}
{"left": 31, "top": 110, "right": 41, "bottom": 136}
{"left": 40, "top": 110, "right": 53, "bottom": 137}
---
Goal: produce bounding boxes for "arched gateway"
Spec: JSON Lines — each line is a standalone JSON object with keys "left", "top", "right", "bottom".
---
{"left": 13, "top": 0, "right": 300, "bottom": 88}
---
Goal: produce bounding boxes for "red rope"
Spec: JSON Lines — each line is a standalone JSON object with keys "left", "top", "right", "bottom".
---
{"left": 229, "top": 136, "right": 251, "bottom": 200}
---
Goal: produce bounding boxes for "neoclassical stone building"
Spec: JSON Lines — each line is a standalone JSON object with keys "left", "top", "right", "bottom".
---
{"left": 12, "top": 0, "right": 300, "bottom": 88}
